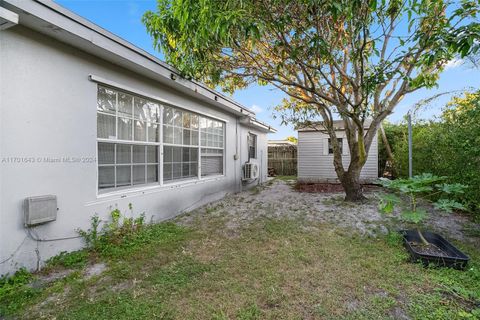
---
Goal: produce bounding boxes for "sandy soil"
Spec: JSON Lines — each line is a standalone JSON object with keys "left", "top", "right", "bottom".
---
{"left": 176, "top": 179, "right": 480, "bottom": 245}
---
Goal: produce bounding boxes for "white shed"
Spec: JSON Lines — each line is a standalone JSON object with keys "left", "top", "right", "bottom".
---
{"left": 297, "top": 121, "right": 378, "bottom": 183}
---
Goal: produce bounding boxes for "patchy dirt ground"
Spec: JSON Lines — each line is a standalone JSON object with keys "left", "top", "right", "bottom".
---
{"left": 177, "top": 179, "right": 480, "bottom": 245}
{"left": 5, "top": 178, "right": 480, "bottom": 320}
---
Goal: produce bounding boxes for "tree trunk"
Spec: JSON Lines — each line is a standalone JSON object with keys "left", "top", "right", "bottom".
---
{"left": 379, "top": 123, "right": 396, "bottom": 177}
{"left": 340, "top": 168, "right": 367, "bottom": 202}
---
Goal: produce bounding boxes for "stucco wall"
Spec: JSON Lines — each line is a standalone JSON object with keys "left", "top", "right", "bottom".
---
{"left": 297, "top": 130, "right": 378, "bottom": 183}
{"left": 0, "top": 26, "right": 268, "bottom": 275}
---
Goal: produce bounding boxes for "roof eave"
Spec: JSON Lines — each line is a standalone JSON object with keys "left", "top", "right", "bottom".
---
{"left": 2, "top": 0, "right": 255, "bottom": 118}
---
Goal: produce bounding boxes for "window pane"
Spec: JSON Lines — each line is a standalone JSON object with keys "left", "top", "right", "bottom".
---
{"left": 200, "top": 117, "right": 207, "bottom": 131}
{"left": 163, "top": 146, "right": 173, "bottom": 163}
{"left": 147, "top": 165, "right": 158, "bottom": 183}
{"left": 118, "top": 117, "right": 132, "bottom": 140}
{"left": 116, "top": 144, "right": 131, "bottom": 164}
{"left": 328, "top": 138, "right": 343, "bottom": 154}
{"left": 190, "top": 163, "right": 198, "bottom": 177}
{"left": 97, "top": 114, "right": 116, "bottom": 139}
{"left": 98, "top": 143, "right": 114, "bottom": 164}
{"left": 207, "top": 119, "right": 213, "bottom": 133}
{"left": 173, "top": 110, "right": 182, "bottom": 127}
{"left": 118, "top": 92, "right": 133, "bottom": 116}
{"left": 148, "top": 123, "right": 159, "bottom": 142}
{"left": 173, "top": 147, "right": 181, "bottom": 162}
{"left": 248, "top": 133, "right": 257, "bottom": 159}
{"left": 163, "top": 106, "right": 174, "bottom": 125}
{"left": 134, "top": 97, "right": 147, "bottom": 120}
{"left": 182, "top": 163, "right": 190, "bottom": 178}
{"left": 133, "top": 165, "right": 146, "bottom": 185}
{"left": 208, "top": 134, "right": 214, "bottom": 147}
{"left": 148, "top": 103, "right": 159, "bottom": 123}
{"left": 97, "top": 87, "right": 116, "bottom": 114}
{"left": 201, "top": 132, "right": 207, "bottom": 146}
{"left": 173, "top": 127, "right": 182, "bottom": 144}
{"left": 191, "top": 130, "right": 199, "bottom": 146}
{"left": 183, "top": 129, "right": 191, "bottom": 145}
{"left": 116, "top": 166, "right": 131, "bottom": 186}
{"left": 133, "top": 145, "right": 145, "bottom": 163}
{"left": 147, "top": 146, "right": 158, "bottom": 163}
{"left": 163, "top": 163, "right": 172, "bottom": 181}
{"left": 163, "top": 125, "right": 173, "bottom": 144}
{"left": 183, "top": 113, "right": 191, "bottom": 128}
{"left": 98, "top": 166, "right": 115, "bottom": 189}
{"left": 173, "top": 163, "right": 182, "bottom": 179}
{"left": 182, "top": 148, "right": 190, "bottom": 162}
{"left": 191, "top": 148, "right": 198, "bottom": 161}
{"left": 191, "top": 115, "right": 199, "bottom": 129}
{"left": 134, "top": 120, "right": 146, "bottom": 141}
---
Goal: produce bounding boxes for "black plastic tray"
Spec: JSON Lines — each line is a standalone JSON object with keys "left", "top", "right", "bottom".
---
{"left": 400, "top": 230, "right": 470, "bottom": 270}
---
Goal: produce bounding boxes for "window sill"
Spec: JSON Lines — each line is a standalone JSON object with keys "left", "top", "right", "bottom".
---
{"left": 90, "top": 175, "right": 226, "bottom": 204}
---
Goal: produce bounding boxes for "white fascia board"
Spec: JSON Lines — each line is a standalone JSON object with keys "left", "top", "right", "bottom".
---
{"left": 0, "top": 6, "right": 18, "bottom": 30}
{"left": 2, "top": 0, "right": 255, "bottom": 118}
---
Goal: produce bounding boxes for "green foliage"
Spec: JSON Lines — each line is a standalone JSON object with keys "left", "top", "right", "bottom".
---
{"left": 384, "top": 90, "right": 480, "bottom": 213}
{"left": 77, "top": 214, "right": 101, "bottom": 249}
{"left": 77, "top": 206, "right": 153, "bottom": 256}
{"left": 0, "top": 268, "right": 38, "bottom": 316}
{"left": 378, "top": 173, "right": 466, "bottom": 224}
{"left": 378, "top": 122, "right": 406, "bottom": 177}
{"left": 401, "top": 209, "right": 428, "bottom": 223}
{"left": 377, "top": 193, "right": 401, "bottom": 214}
{"left": 45, "top": 250, "right": 88, "bottom": 269}
{"left": 434, "top": 199, "right": 466, "bottom": 213}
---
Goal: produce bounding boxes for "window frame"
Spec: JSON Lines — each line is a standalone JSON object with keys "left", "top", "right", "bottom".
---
{"left": 96, "top": 84, "right": 226, "bottom": 194}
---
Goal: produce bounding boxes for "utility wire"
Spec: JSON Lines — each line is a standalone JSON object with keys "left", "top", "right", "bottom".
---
{"left": 0, "top": 236, "right": 28, "bottom": 265}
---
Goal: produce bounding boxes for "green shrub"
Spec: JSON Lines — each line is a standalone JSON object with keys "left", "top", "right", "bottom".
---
{"left": 45, "top": 250, "right": 88, "bottom": 269}
{"left": 78, "top": 206, "right": 188, "bottom": 258}
{"left": 0, "top": 268, "right": 38, "bottom": 316}
{"left": 77, "top": 205, "right": 146, "bottom": 253}
{"left": 381, "top": 90, "right": 480, "bottom": 214}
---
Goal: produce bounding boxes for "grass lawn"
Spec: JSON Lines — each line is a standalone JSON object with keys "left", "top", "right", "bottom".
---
{"left": 1, "top": 181, "right": 479, "bottom": 319}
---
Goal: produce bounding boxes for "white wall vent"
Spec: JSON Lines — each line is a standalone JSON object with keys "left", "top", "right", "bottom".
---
{"left": 24, "top": 195, "right": 57, "bottom": 227}
{"left": 242, "top": 162, "right": 259, "bottom": 181}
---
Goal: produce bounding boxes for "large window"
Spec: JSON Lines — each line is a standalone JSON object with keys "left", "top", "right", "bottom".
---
{"left": 97, "top": 85, "right": 224, "bottom": 191}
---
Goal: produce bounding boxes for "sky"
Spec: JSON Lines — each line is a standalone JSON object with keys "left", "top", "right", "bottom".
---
{"left": 56, "top": 0, "right": 480, "bottom": 140}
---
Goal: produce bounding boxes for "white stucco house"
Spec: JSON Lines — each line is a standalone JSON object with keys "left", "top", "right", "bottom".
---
{"left": 0, "top": 0, "right": 275, "bottom": 275}
{"left": 297, "top": 121, "right": 378, "bottom": 183}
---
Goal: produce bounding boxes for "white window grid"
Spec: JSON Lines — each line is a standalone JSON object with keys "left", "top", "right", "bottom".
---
{"left": 97, "top": 85, "right": 225, "bottom": 192}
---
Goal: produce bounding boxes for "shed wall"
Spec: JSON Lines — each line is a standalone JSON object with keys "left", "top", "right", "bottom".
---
{"left": 297, "top": 130, "right": 378, "bottom": 182}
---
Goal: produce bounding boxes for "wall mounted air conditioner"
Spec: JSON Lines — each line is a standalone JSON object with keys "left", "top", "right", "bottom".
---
{"left": 242, "top": 162, "right": 259, "bottom": 181}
